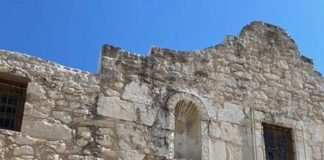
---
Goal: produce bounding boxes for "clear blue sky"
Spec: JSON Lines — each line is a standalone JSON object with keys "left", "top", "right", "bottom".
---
{"left": 0, "top": 1, "right": 323, "bottom": 74}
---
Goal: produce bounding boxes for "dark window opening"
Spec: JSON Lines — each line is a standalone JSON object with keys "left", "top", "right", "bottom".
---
{"left": 0, "top": 73, "right": 28, "bottom": 131}
{"left": 263, "top": 123, "right": 295, "bottom": 160}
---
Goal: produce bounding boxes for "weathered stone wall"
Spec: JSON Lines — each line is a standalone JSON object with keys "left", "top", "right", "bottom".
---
{"left": 0, "top": 51, "right": 101, "bottom": 159}
{"left": 0, "top": 21, "right": 323, "bottom": 160}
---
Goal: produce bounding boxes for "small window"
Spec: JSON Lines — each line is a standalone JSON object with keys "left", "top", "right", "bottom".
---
{"left": 263, "top": 123, "right": 294, "bottom": 160}
{"left": 0, "top": 73, "right": 28, "bottom": 131}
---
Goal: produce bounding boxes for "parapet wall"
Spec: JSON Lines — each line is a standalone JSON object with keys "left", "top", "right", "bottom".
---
{"left": 100, "top": 21, "right": 324, "bottom": 120}
{"left": 0, "top": 21, "right": 323, "bottom": 160}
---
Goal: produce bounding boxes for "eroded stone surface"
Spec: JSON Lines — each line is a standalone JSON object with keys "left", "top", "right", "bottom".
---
{"left": 97, "top": 95, "right": 135, "bottom": 121}
{"left": 21, "top": 120, "right": 72, "bottom": 141}
{"left": 122, "top": 80, "right": 153, "bottom": 105}
{"left": 52, "top": 111, "right": 72, "bottom": 124}
{"left": 209, "top": 139, "right": 226, "bottom": 160}
{"left": 13, "top": 145, "right": 34, "bottom": 156}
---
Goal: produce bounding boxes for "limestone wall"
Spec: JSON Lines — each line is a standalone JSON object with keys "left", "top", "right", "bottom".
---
{"left": 0, "top": 21, "right": 323, "bottom": 160}
{"left": 99, "top": 21, "right": 324, "bottom": 160}
{"left": 0, "top": 51, "right": 101, "bottom": 159}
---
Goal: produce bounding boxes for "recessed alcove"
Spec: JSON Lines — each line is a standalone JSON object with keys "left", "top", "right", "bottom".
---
{"left": 174, "top": 100, "right": 202, "bottom": 160}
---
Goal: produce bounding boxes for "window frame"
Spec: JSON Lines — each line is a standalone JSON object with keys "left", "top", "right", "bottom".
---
{"left": 262, "top": 123, "right": 295, "bottom": 160}
{"left": 0, "top": 72, "right": 29, "bottom": 132}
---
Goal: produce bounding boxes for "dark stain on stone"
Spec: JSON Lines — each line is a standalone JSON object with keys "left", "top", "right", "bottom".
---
{"left": 301, "top": 55, "right": 314, "bottom": 65}
{"left": 194, "top": 70, "right": 208, "bottom": 78}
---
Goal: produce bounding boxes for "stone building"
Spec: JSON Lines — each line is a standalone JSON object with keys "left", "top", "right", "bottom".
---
{"left": 0, "top": 21, "right": 323, "bottom": 160}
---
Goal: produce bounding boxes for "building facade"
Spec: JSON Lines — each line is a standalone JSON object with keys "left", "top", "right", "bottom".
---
{"left": 0, "top": 21, "right": 323, "bottom": 160}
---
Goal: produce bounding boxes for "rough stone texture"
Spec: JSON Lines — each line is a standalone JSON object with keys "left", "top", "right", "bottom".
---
{"left": 97, "top": 95, "right": 136, "bottom": 121}
{"left": 22, "top": 120, "right": 72, "bottom": 141}
{"left": 0, "top": 21, "right": 323, "bottom": 159}
{"left": 209, "top": 139, "right": 226, "bottom": 160}
{"left": 13, "top": 145, "right": 34, "bottom": 156}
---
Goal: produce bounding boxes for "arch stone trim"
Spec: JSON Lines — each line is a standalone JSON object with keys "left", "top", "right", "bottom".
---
{"left": 165, "top": 91, "right": 210, "bottom": 121}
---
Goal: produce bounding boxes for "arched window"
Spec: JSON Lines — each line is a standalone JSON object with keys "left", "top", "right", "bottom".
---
{"left": 174, "top": 100, "right": 202, "bottom": 160}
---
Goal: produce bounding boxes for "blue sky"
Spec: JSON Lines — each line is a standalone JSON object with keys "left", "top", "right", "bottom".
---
{"left": 0, "top": 0, "right": 323, "bottom": 74}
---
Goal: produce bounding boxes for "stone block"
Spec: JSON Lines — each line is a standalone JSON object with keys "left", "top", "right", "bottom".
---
{"left": 26, "top": 82, "right": 46, "bottom": 100}
{"left": 13, "top": 145, "right": 34, "bottom": 156}
{"left": 116, "top": 123, "right": 148, "bottom": 151}
{"left": 97, "top": 95, "right": 135, "bottom": 121}
{"left": 119, "top": 150, "right": 145, "bottom": 160}
{"left": 209, "top": 139, "right": 226, "bottom": 160}
{"left": 220, "top": 122, "right": 244, "bottom": 144}
{"left": 208, "top": 122, "right": 221, "bottom": 138}
{"left": 9, "top": 134, "right": 40, "bottom": 145}
{"left": 52, "top": 111, "right": 72, "bottom": 124}
{"left": 97, "top": 128, "right": 116, "bottom": 147}
{"left": 100, "top": 147, "right": 118, "bottom": 160}
{"left": 134, "top": 104, "right": 157, "bottom": 126}
{"left": 218, "top": 102, "right": 246, "bottom": 124}
{"left": 21, "top": 120, "right": 72, "bottom": 141}
{"left": 122, "top": 80, "right": 153, "bottom": 105}
{"left": 227, "top": 143, "right": 242, "bottom": 160}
